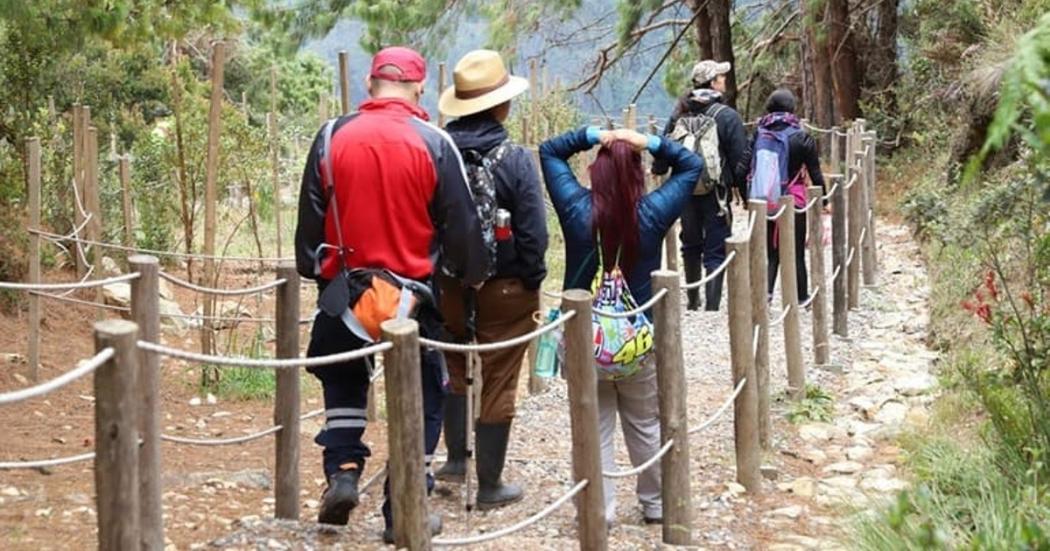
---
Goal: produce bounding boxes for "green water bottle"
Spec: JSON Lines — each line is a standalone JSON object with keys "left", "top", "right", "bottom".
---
{"left": 533, "top": 309, "right": 560, "bottom": 378}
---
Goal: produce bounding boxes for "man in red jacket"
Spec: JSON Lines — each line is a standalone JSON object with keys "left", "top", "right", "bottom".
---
{"left": 295, "top": 46, "right": 489, "bottom": 542}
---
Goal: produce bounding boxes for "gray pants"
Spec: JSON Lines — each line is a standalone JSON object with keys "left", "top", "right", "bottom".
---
{"left": 598, "top": 362, "right": 662, "bottom": 522}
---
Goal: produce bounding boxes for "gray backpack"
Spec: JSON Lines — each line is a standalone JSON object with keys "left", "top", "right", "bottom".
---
{"left": 671, "top": 103, "right": 725, "bottom": 195}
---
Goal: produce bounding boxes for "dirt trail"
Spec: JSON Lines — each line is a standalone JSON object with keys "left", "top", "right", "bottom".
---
{"left": 0, "top": 213, "right": 936, "bottom": 550}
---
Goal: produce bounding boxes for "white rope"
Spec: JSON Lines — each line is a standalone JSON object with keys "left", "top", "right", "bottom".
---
{"left": 795, "top": 196, "right": 820, "bottom": 214}
{"left": 53, "top": 264, "right": 96, "bottom": 298}
{"left": 799, "top": 286, "right": 820, "bottom": 309}
{"left": 746, "top": 211, "right": 758, "bottom": 237}
{"left": 158, "top": 271, "right": 287, "bottom": 296}
{"left": 30, "top": 291, "right": 313, "bottom": 324}
{"left": 830, "top": 265, "right": 843, "bottom": 283}
{"left": 27, "top": 228, "right": 293, "bottom": 264}
{"left": 0, "top": 272, "right": 140, "bottom": 291}
{"left": 0, "top": 348, "right": 114, "bottom": 405}
{"left": 803, "top": 122, "right": 834, "bottom": 134}
{"left": 431, "top": 480, "right": 588, "bottom": 546}
{"left": 594, "top": 288, "right": 667, "bottom": 319}
{"left": 160, "top": 409, "right": 324, "bottom": 446}
{"left": 771, "top": 304, "right": 793, "bottom": 326}
{"left": 752, "top": 325, "right": 760, "bottom": 359}
{"left": 0, "top": 451, "right": 96, "bottom": 470}
{"left": 766, "top": 204, "right": 788, "bottom": 221}
{"left": 859, "top": 226, "right": 868, "bottom": 246}
{"left": 843, "top": 173, "right": 858, "bottom": 190}
{"left": 360, "top": 466, "right": 387, "bottom": 494}
{"left": 689, "top": 378, "right": 747, "bottom": 434}
{"left": 834, "top": 130, "right": 848, "bottom": 137}
{"left": 137, "top": 340, "right": 392, "bottom": 368}
{"left": 683, "top": 251, "right": 737, "bottom": 291}
{"left": 603, "top": 438, "right": 674, "bottom": 478}
{"left": 822, "top": 182, "right": 840, "bottom": 201}
{"left": 419, "top": 311, "right": 575, "bottom": 353}
{"left": 847, "top": 247, "right": 857, "bottom": 267}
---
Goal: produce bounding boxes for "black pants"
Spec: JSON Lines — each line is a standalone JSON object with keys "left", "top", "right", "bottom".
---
{"left": 680, "top": 192, "right": 731, "bottom": 271}
{"left": 767, "top": 216, "right": 809, "bottom": 302}
{"left": 306, "top": 306, "right": 447, "bottom": 528}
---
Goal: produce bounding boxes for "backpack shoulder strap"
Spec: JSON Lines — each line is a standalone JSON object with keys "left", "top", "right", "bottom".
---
{"left": 322, "top": 118, "right": 349, "bottom": 267}
{"left": 704, "top": 103, "right": 727, "bottom": 119}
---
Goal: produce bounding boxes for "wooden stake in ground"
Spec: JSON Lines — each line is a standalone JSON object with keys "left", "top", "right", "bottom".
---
{"left": 848, "top": 150, "right": 863, "bottom": 310}
{"left": 726, "top": 235, "right": 762, "bottom": 493}
{"left": 831, "top": 174, "right": 849, "bottom": 337}
{"left": 862, "top": 132, "right": 877, "bottom": 284}
{"left": 201, "top": 41, "right": 226, "bottom": 365}
{"left": 831, "top": 126, "right": 841, "bottom": 175}
{"left": 27, "top": 138, "right": 41, "bottom": 382}
{"left": 94, "top": 319, "right": 141, "bottom": 551}
{"left": 807, "top": 187, "right": 831, "bottom": 365}
{"left": 747, "top": 201, "right": 771, "bottom": 448}
{"left": 72, "top": 105, "right": 87, "bottom": 277}
{"left": 119, "top": 156, "right": 134, "bottom": 247}
{"left": 438, "top": 62, "right": 447, "bottom": 129}
{"left": 777, "top": 196, "right": 805, "bottom": 398}
{"left": 338, "top": 51, "right": 351, "bottom": 115}
{"left": 86, "top": 126, "right": 104, "bottom": 315}
{"left": 270, "top": 66, "right": 283, "bottom": 258}
{"left": 381, "top": 319, "right": 432, "bottom": 550}
{"left": 562, "top": 289, "right": 608, "bottom": 551}
{"left": 275, "top": 264, "right": 301, "bottom": 520}
{"left": 129, "top": 255, "right": 163, "bottom": 550}
{"left": 652, "top": 271, "right": 693, "bottom": 545}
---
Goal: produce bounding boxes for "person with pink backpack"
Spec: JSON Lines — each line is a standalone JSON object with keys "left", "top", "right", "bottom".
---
{"left": 748, "top": 89, "right": 827, "bottom": 303}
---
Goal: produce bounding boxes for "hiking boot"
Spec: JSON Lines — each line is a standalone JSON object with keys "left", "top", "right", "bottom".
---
{"left": 684, "top": 258, "right": 703, "bottom": 311}
{"left": 317, "top": 465, "right": 361, "bottom": 525}
{"left": 382, "top": 513, "right": 443, "bottom": 544}
{"left": 705, "top": 272, "right": 724, "bottom": 312}
{"left": 643, "top": 515, "right": 663, "bottom": 525}
{"left": 435, "top": 394, "right": 467, "bottom": 482}
{"left": 475, "top": 422, "right": 523, "bottom": 510}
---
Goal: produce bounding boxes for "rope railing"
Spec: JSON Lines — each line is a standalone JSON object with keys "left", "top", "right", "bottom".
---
{"left": 419, "top": 311, "right": 575, "bottom": 353}
{"left": 431, "top": 479, "right": 589, "bottom": 546}
{"left": 795, "top": 196, "right": 821, "bottom": 214}
{"left": 859, "top": 226, "right": 868, "bottom": 246}
{"left": 158, "top": 271, "right": 288, "bottom": 296}
{"left": 830, "top": 264, "right": 843, "bottom": 283}
{"left": 752, "top": 325, "right": 760, "bottom": 359}
{"left": 682, "top": 250, "right": 737, "bottom": 291}
{"left": 847, "top": 247, "right": 857, "bottom": 268}
{"left": 766, "top": 204, "right": 787, "bottom": 221}
{"left": 159, "top": 409, "right": 324, "bottom": 446}
{"left": 0, "top": 348, "right": 113, "bottom": 405}
{"left": 137, "top": 340, "right": 392, "bottom": 368}
{"left": 770, "top": 304, "right": 793, "bottom": 326}
{"left": 799, "top": 286, "right": 820, "bottom": 309}
{"left": 822, "top": 181, "right": 841, "bottom": 201}
{"left": 843, "top": 173, "right": 859, "bottom": 190}
{"left": 31, "top": 290, "right": 313, "bottom": 325}
{"left": 688, "top": 378, "right": 747, "bottom": 435}
{"left": 602, "top": 439, "right": 674, "bottom": 478}
{"left": 803, "top": 122, "right": 835, "bottom": 134}
{"left": 27, "top": 228, "right": 294, "bottom": 264}
{"left": 0, "top": 450, "right": 96, "bottom": 470}
{"left": 746, "top": 210, "right": 758, "bottom": 237}
{"left": 0, "top": 272, "right": 140, "bottom": 291}
{"left": 593, "top": 288, "right": 667, "bottom": 319}
{"left": 53, "top": 265, "right": 97, "bottom": 298}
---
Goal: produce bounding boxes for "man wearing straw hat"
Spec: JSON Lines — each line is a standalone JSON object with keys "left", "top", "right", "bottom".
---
{"left": 295, "top": 46, "right": 489, "bottom": 542}
{"left": 433, "top": 49, "right": 548, "bottom": 511}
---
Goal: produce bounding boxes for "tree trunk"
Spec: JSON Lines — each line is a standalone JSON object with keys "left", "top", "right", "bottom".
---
{"left": 707, "top": 0, "right": 738, "bottom": 107}
{"left": 826, "top": 0, "right": 862, "bottom": 121}
{"left": 805, "top": 0, "right": 836, "bottom": 153}
{"left": 688, "top": 0, "right": 713, "bottom": 60}
{"left": 875, "top": 0, "right": 899, "bottom": 102}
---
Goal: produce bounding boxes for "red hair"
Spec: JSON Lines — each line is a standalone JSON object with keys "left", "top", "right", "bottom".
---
{"left": 589, "top": 141, "right": 645, "bottom": 272}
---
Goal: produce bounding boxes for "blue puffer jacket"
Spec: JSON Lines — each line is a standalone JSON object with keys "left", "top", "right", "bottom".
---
{"left": 540, "top": 126, "right": 704, "bottom": 306}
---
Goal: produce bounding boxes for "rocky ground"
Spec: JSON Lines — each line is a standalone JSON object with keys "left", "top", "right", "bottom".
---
{"left": 0, "top": 215, "right": 936, "bottom": 550}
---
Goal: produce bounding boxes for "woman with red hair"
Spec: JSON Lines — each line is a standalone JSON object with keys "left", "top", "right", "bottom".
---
{"left": 540, "top": 125, "right": 702, "bottom": 525}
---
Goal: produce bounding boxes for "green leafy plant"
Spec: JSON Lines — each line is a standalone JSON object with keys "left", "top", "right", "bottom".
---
{"left": 786, "top": 384, "right": 834, "bottom": 423}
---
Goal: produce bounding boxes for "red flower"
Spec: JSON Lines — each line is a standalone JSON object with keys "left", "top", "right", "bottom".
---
{"left": 1022, "top": 292, "right": 1034, "bottom": 310}
{"left": 975, "top": 303, "right": 992, "bottom": 324}
{"left": 984, "top": 271, "right": 999, "bottom": 301}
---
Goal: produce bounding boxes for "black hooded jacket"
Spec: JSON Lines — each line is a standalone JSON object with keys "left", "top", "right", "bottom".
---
{"left": 652, "top": 89, "right": 750, "bottom": 199}
{"left": 444, "top": 114, "right": 549, "bottom": 290}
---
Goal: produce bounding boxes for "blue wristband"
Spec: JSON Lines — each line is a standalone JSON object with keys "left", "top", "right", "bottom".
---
{"left": 585, "top": 126, "right": 601, "bottom": 146}
{"left": 646, "top": 135, "right": 662, "bottom": 154}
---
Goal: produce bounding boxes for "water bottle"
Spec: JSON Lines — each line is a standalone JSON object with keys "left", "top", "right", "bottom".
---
{"left": 533, "top": 309, "right": 560, "bottom": 378}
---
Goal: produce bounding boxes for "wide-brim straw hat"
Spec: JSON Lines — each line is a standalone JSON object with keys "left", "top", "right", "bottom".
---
{"left": 439, "top": 50, "right": 529, "bottom": 118}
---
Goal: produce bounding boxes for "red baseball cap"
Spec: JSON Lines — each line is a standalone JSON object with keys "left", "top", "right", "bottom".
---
{"left": 369, "top": 46, "right": 427, "bottom": 82}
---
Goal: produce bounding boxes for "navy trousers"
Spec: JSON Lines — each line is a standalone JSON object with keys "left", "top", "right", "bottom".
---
{"left": 306, "top": 306, "right": 447, "bottom": 529}
{"left": 680, "top": 192, "right": 732, "bottom": 272}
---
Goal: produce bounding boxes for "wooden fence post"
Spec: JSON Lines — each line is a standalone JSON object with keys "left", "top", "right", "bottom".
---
{"left": 806, "top": 188, "right": 830, "bottom": 365}
{"left": 438, "top": 62, "right": 447, "bottom": 129}
{"left": 830, "top": 126, "right": 841, "bottom": 175}
{"left": 119, "top": 156, "right": 134, "bottom": 248}
{"left": 777, "top": 197, "right": 805, "bottom": 398}
{"left": 652, "top": 271, "right": 692, "bottom": 544}
{"left": 201, "top": 41, "right": 225, "bottom": 363}
{"left": 726, "top": 236, "right": 762, "bottom": 493}
{"left": 86, "top": 126, "right": 104, "bottom": 314}
{"left": 129, "top": 255, "right": 163, "bottom": 549}
{"left": 747, "top": 201, "right": 771, "bottom": 448}
{"left": 831, "top": 175, "right": 849, "bottom": 337}
{"left": 93, "top": 319, "right": 141, "bottom": 551}
{"left": 562, "top": 290, "right": 608, "bottom": 551}
{"left": 27, "top": 138, "right": 41, "bottom": 382}
{"left": 381, "top": 319, "right": 431, "bottom": 550}
{"left": 848, "top": 150, "right": 863, "bottom": 310}
{"left": 73, "top": 105, "right": 87, "bottom": 278}
{"left": 338, "top": 51, "right": 351, "bottom": 115}
{"left": 275, "top": 264, "right": 301, "bottom": 520}
{"left": 862, "top": 131, "right": 878, "bottom": 282}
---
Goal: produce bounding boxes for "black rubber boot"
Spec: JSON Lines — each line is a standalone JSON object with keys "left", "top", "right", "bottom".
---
{"left": 684, "top": 258, "right": 704, "bottom": 311}
{"left": 705, "top": 272, "right": 725, "bottom": 312}
{"left": 382, "top": 513, "right": 443, "bottom": 544}
{"left": 435, "top": 394, "right": 466, "bottom": 482}
{"left": 317, "top": 467, "right": 361, "bottom": 525}
{"left": 475, "top": 422, "right": 523, "bottom": 510}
